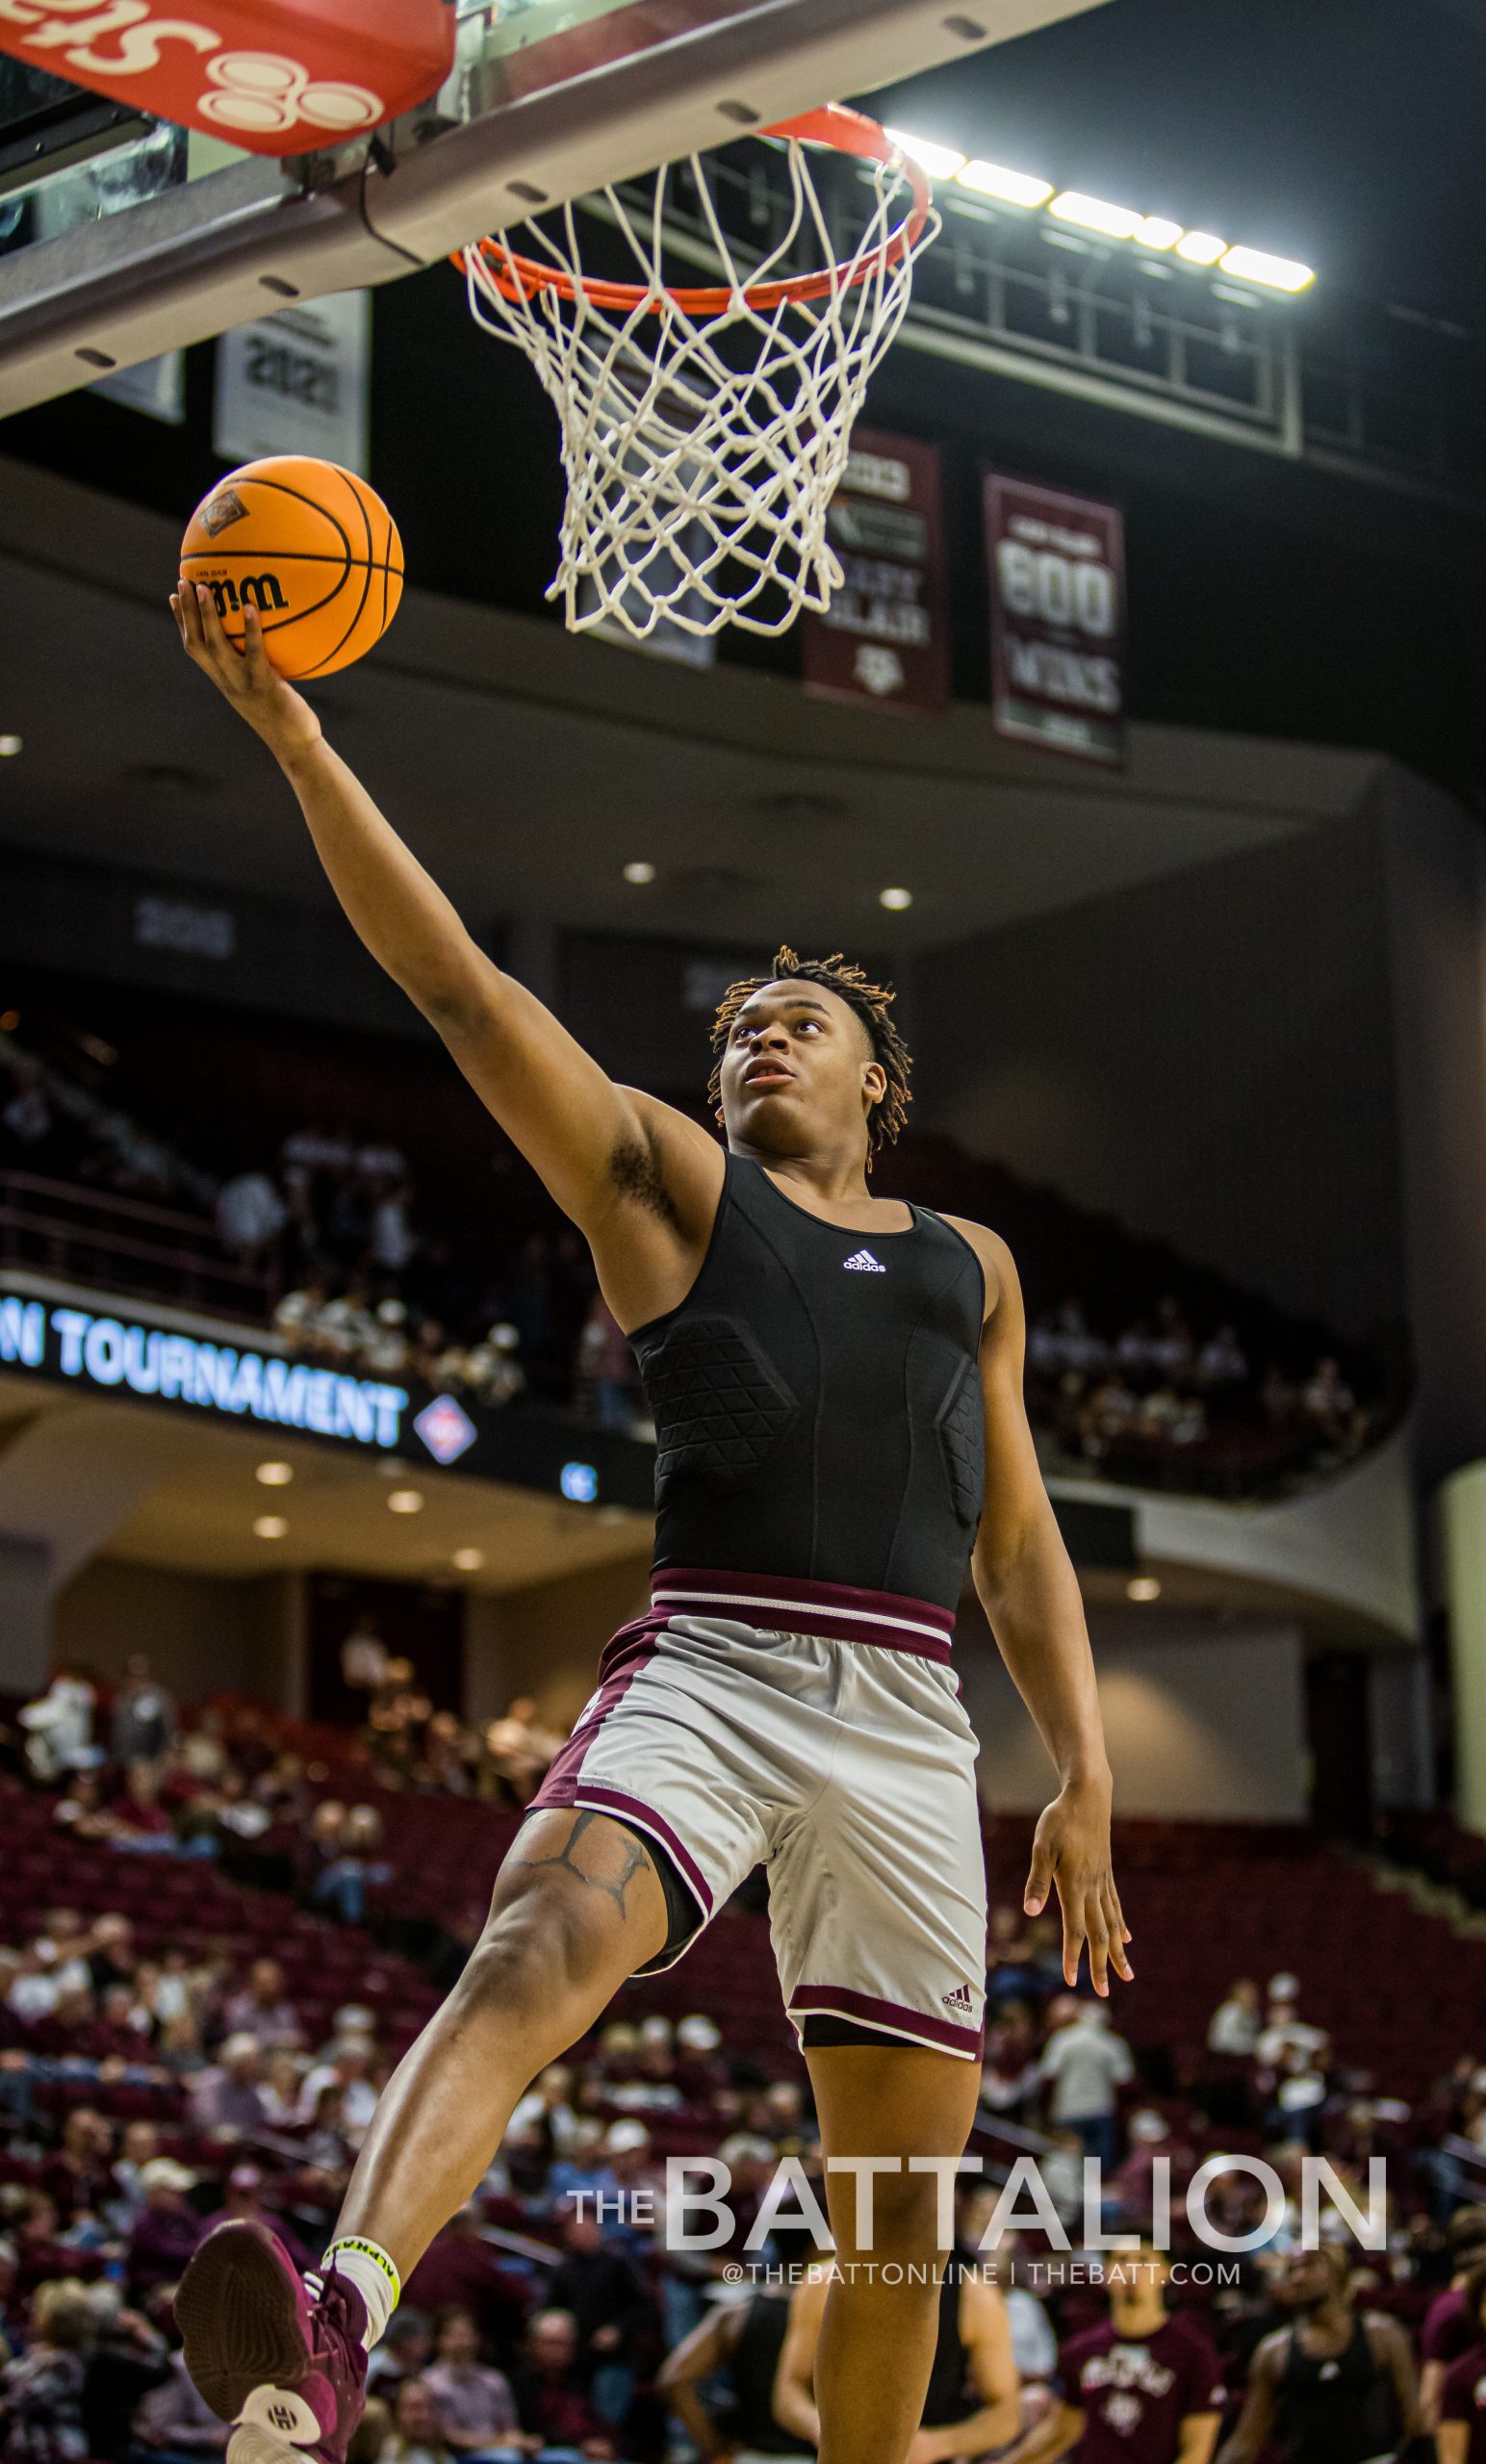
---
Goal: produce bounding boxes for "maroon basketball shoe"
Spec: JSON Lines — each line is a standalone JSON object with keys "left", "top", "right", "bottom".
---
{"left": 175, "top": 2221, "right": 369, "bottom": 2464}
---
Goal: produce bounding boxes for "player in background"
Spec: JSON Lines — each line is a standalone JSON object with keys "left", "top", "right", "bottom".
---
{"left": 1437, "top": 2261, "right": 1486, "bottom": 2464}
{"left": 167, "top": 585, "right": 1130, "bottom": 2464}
{"left": 1005, "top": 2246, "right": 1222, "bottom": 2464}
{"left": 1216, "top": 2245, "right": 1420, "bottom": 2464}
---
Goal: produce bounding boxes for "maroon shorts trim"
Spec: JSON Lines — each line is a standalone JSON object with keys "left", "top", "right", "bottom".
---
{"left": 788, "top": 1982, "right": 984, "bottom": 2060}
{"left": 570, "top": 1782, "right": 714, "bottom": 1918}
{"left": 651, "top": 1566, "right": 956, "bottom": 1662}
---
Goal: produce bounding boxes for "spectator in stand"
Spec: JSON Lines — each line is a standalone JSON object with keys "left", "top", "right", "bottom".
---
{"left": 1109, "top": 2111, "right": 1198, "bottom": 2235}
{"left": 222, "top": 1958, "right": 302, "bottom": 2050}
{"left": 367, "top": 2312, "right": 435, "bottom": 2407}
{"left": 403, "top": 2210, "right": 527, "bottom": 2359}
{"left": 110, "top": 1761, "right": 174, "bottom": 1848}
{"left": 1196, "top": 1325, "right": 1249, "bottom": 1388}
{"left": 126, "top": 2161, "right": 203, "bottom": 2298}
{"left": 576, "top": 1295, "right": 636, "bottom": 1432}
{"left": 1208, "top": 1978, "right": 1262, "bottom": 2058}
{"left": 1422, "top": 2206, "right": 1486, "bottom": 2428}
{"left": 1149, "top": 1297, "right": 1195, "bottom": 1383}
{"left": 188, "top": 2032, "right": 268, "bottom": 2137}
{"left": 545, "top": 2200, "right": 653, "bottom": 2426}
{"left": 131, "top": 2348, "right": 231, "bottom": 2464}
{"left": 1301, "top": 1357, "right": 1365, "bottom": 1458}
{"left": 109, "top": 1658, "right": 177, "bottom": 1769}
{"left": 18, "top": 1677, "right": 103, "bottom": 1784}
{"left": 216, "top": 1166, "right": 287, "bottom": 1269}
{"left": 2, "top": 1059, "right": 56, "bottom": 1154}
{"left": 0, "top": 2277, "right": 94, "bottom": 2464}
{"left": 420, "top": 2307, "right": 521, "bottom": 2456}
{"left": 42, "top": 2108, "right": 114, "bottom": 2226}
{"left": 198, "top": 2166, "right": 314, "bottom": 2272}
{"left": 1438, "top": 2260, "right": 1486, "bottom": 2464}
{"left": 1039, "top": 2000, "right": 1134, "bottom": 2170}
{"left": 1008, "top": 2245, "right": 1223, "bottom": 2464}
{"left": 510, "top": 2311, "right": 615, "bottom": 2462}
{"left": 382, "top": 2374, "right": 453, "bottom": 2464}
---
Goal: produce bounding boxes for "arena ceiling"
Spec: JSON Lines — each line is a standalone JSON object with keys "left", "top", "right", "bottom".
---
{"left": 0, "top": 458, "right": 1379, "bottom": 962}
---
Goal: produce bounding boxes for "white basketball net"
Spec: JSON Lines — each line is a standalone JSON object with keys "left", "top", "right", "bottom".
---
{"left": 460, "top": 123, "right": 938, "bottom": 639}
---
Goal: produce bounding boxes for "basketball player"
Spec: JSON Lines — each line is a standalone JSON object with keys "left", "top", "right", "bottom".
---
{"left": 1005, "top": 2245, "right": 1222, "bottom": 2464}
{"left": 167, "top": 586, "right": 1131, "bottom": 2464}
{"left": 658, "top": 2263, "right": 832, "bottom": 2462}
{"left": 769, "top": 2230, "right": 1022, "bottom": 2459}
{"left": 1216, "top": 2245, "right": 1420, "bottom": 2464}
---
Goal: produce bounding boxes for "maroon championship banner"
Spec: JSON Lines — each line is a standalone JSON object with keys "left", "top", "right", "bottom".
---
{"left": 985, "top": 475, "right": 1126, "bottom": 765}
{"left": 804, "top": 431, "right": 950, "bottom": 714}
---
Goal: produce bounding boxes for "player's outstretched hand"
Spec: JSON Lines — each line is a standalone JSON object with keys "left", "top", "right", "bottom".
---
{"left": 1024, "top": 1777, "right": 1133, "bottom": 1996}
{"left": 169, "top": 582, "right": 321, "bottom": 766}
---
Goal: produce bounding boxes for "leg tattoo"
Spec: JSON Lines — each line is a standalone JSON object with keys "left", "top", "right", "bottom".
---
{"left": 513, "top": 1810, "right": 653, "bottom": 1916}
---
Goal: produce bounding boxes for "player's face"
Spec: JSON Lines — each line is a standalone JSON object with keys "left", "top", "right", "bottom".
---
{"left": 1276, "top": 2248, "right": 1340, "bottom": 2312}
{"left": 718, "top": 980, "right": 885, "bottom": 1155}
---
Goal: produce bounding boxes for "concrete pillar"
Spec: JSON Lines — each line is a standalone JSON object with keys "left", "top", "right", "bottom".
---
{"left": 0, "top": 1535, "right": 53, "bottom": 1692}
{"left": 1441, "top": 1463, "right": 1486, "bottom": 1835}
{"left": 0, "top": 1401, "right": 193, "bottom": 1678}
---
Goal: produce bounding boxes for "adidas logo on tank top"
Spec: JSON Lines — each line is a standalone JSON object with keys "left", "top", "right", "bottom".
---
{"left": 842, "top": 1248, "right": 885, "bottom": 1273}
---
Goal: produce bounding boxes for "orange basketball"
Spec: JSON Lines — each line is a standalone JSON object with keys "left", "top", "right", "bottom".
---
{"left": 180, "top": 456, "right": 403, "bottom": 680}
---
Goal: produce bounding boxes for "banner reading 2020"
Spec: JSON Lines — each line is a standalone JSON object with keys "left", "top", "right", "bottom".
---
{"left": 986, "top": 475, "right": 1126, "bottom": 765}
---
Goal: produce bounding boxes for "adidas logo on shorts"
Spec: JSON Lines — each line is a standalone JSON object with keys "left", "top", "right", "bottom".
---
{"left": 940, "top": 1984, "right": 976, "bottom": 2014}
{"left": 842, "top": 1248, "right": 885, "bottom": 1273}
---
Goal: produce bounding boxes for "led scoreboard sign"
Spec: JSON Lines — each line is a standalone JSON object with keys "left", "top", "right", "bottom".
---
{"left": 0, "top": 1285, "right": 658, "bottom": 1512}
{"left": 0, "top": 1290, "right": 406, "bottom": 1448}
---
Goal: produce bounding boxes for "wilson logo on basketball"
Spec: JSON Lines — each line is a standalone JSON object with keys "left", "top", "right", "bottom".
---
{"left": 205, "top": 575, "right": 288, "bottom": 617}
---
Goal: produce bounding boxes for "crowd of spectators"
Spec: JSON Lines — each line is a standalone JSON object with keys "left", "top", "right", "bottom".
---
{"left": 1026, "top": 1295, "right": 1376, "bottom": 1490}
{"left": 5, "top": 1022, "right": 1395, "bottom": 1494}
{"left": 8, "top": 1668, "right": 1486, "bottom": 2458}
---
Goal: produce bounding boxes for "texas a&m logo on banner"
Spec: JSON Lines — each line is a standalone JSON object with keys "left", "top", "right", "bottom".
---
{"left": 986, "top": 474, "right": 1126, "bottom": 765}
{"left": 804, "top": 430, "right": 950, "bottom": 716}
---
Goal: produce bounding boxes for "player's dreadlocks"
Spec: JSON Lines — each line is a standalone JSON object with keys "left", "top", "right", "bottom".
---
{"left": 708, "top": 946, "right": 912, "bottom": 1164}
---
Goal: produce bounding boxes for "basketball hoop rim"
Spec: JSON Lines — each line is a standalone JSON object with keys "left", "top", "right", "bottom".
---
{"left": 457, "top": 103, "right": 933, "bottom": 316}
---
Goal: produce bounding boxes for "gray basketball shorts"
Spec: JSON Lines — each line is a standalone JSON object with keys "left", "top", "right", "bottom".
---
{"left": 529, "top": 1566, "right": 988, "bottom": 2059}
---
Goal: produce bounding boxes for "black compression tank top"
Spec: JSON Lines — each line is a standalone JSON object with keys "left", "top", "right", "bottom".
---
{"left": 630, "top": 1153, "right": 986, "bottom": 1610}
{"left": 728, "top": 2292, "right": 798, "bottom": 2453}
{"left": 1278, "top": 2318, "right": 1401, "bottom": 2464}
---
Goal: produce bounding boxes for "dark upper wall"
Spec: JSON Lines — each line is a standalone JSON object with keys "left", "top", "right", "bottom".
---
{"left": 912, "top": 813, "right": 1405, "bottom": 1345}
{"left": 2, "top": 258, "right": 1482, "bottom": 811}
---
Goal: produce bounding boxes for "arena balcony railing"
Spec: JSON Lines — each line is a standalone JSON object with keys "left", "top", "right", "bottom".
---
{"left": 0, "top": 1167, "right": 276, "bottom": 1321}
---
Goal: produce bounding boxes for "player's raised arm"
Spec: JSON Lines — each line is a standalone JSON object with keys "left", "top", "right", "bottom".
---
{"left": 170, "top": 585, "right": 720, "bottom": 1299}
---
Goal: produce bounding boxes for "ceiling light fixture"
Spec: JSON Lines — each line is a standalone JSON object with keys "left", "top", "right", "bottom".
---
{"left": 1127, "top": 1575, "right": 1163, "bottom": 1603}
{"left": 1050, "top": 192, "right": 1147, "bottom": 241}
{"left": 253, "top": 1515, "right": 288, "bottom": 1539}
{"left": 623, "top": 861, "right": 657, "bottom": 886}
{"left": 879, "top": 887, "right": 913, "bottom": 911}
{"left": 884, "top": 128, "right": 966, "bottom": 182}
{"left": 956, "top": 160, "right": 1054, "bottom": 209}
{"left": 255, "top": 1461, "right": 293, "bottom": 1486}
{"left": 0, "top": 735, "right": 21, "bottom": 757}
{"left": 452, "top": 1547, "right": 485, "bottom": 1571}
{"left": 388, "top": 1489, "right": 424, "bottom": 1514}
{"left": 888, "top": 131, "right": 1315, "bottom": 288}
{"left": 1220, "top": 245, "right": 1315, "bottom": 294}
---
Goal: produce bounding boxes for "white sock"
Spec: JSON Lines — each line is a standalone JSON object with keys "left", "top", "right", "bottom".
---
{"left": 320, "top": 2236, "right": 400, "bottom": 2349}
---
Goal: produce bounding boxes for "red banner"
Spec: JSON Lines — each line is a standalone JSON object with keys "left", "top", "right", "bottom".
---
{"left": 0, "top": 0, "right": 453, "bottom": 157}
{"left": 986, "top": 474, "right": 1126, "bottom": 765}
{"left": 804, "top": 429, "right": 949, "bottom": 715}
